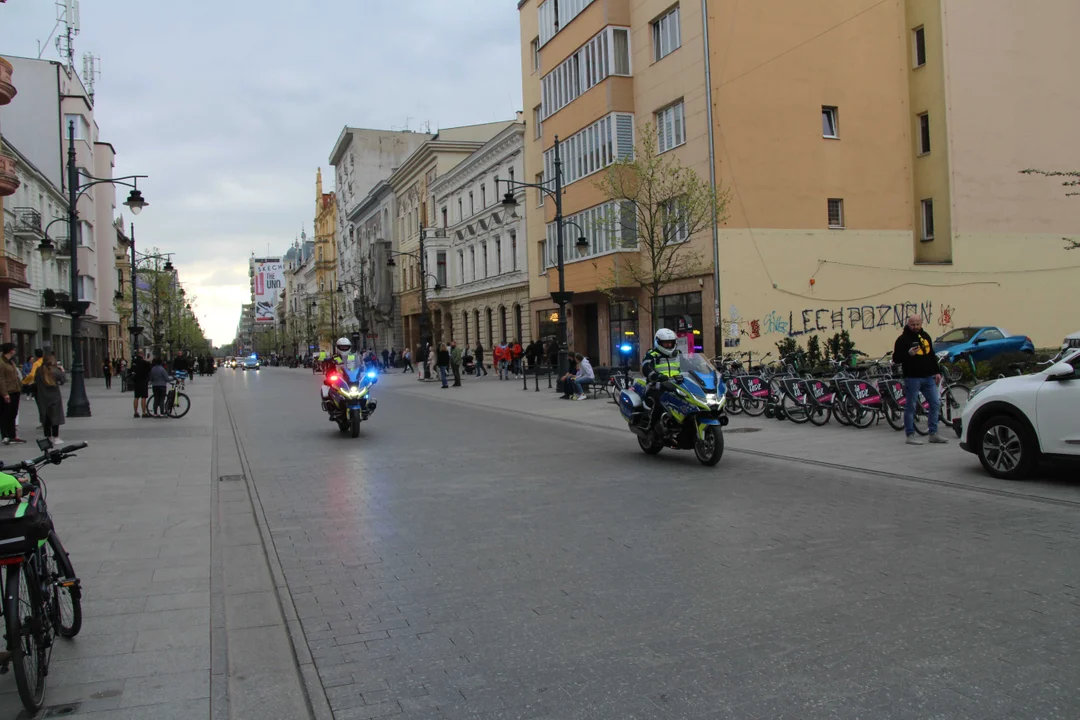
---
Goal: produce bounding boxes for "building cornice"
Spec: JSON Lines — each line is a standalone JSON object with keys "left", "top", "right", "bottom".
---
{"left": 346, "top": 179, "right": 392, "bottom": 223}
{"left": 389, "top": 139, "right": 488, "bottom": 191}
{"left": 431, "top": 124, "right": 525, "bottom": 199}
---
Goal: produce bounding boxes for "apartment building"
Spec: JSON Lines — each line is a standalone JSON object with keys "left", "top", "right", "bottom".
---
{"left": 387, "top": 121, "right": 518, "bottom": 352}
{"left": 429, "top": 120, "right": 531, "bottom": 350}
{"left": 519, "top": 0, "right": 1080, "bottom": 360}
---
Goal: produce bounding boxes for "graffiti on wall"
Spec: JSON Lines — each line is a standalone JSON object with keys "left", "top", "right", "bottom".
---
{"left": 733, "top": 300, "right": 952, "bottom": 340}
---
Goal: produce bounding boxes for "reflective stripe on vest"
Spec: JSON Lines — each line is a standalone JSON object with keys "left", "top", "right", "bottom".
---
{"left": 654, "top": 357, "right": 680, "bottom": 377}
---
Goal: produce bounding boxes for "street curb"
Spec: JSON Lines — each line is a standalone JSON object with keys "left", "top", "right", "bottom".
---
{"left": 217, "top": 380, "right": 334, "bottom": 720}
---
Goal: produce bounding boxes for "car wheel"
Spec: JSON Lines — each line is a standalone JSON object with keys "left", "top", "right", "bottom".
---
{"left": 976, "top": 414, "right": 1036, "bottom": 480}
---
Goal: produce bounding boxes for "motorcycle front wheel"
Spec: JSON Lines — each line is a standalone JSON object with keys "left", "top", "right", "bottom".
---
{"left": 350, "top": 410, "right": 361, "bottom": 438}
{"left": 695, "top": 425, "right": 724, "bottom": 466}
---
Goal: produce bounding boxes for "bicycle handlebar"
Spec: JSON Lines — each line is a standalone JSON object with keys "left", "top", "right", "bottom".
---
{"left": 0, "top": 442, "right": 88, "bottom": 473}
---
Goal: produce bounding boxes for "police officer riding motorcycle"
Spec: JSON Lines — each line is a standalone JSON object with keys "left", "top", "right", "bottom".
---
{"left": 617, "top": 328, "right": 727, "bottom": 466}
{"left": 321, "top": 337, "right": 378, "bottom": 437}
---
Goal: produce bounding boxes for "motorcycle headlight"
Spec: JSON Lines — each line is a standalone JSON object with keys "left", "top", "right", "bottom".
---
{"left": 705, "top": 393, "right": 725, "bottom": 409}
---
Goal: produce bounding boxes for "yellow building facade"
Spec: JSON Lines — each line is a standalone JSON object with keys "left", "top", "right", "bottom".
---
{"left": 313, "top": 168, "right": 337, "bottom": 346}
{"left": 518, "top": 0, "right": 1080, "bottom": 364}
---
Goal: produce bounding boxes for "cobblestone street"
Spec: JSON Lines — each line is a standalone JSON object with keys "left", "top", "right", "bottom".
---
{"left": 220, "top": 368, "right": 1080, "bottom": 720}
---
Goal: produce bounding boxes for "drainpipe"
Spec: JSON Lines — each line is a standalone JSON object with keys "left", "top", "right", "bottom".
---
{"left": 702, "top": 0, "right": 722, "bottom": 358}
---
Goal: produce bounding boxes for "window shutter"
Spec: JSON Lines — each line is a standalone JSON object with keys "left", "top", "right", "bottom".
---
{"left": 616, "top": 115, "right": 634, "bottom": 159}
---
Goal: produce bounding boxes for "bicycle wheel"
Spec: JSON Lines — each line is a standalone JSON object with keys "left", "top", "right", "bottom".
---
{"left": 940, "top": 384, "right": 970, "bottom": 425}
{"left": 44, "top": 533, "right": 81, "bottom": 638}
{"left": 740, "top": 396, "right": 766, "bottom": 417}
{"left": 913, "top": 398, "right": 930, "bottom": 436}
{"left": 6, "top": 562, "right": 48, "bottom": 712}
{"left": 725, "top": 393, "right": 743, "bottom": 415}
{"left": 807, "top": 404, "right": 831, "bottom": 426}
{"left": 167, "top": 392, "right": 191, "bottom": 419}
{"left": 845, "top": 397, "right": 877, "bottom": 429}
{"left": 781, "top": 394, "right": 810, "bottom": 424}
{"left": 884, "top": 405, "right": 906, "bottom": 432}
{"left": 832, "top": 398, "right": 852, "bottom": 426}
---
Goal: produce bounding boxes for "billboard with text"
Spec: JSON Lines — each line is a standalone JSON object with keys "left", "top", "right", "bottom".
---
{"left": 253, "top": 259, "right": 284, "bottom": 324}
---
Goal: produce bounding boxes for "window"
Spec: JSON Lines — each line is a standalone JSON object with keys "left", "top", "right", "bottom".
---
{"left": 822, "top": 107, "right": 839, "bottom": 138}
{"left": 531, "top": 37, "right": 541, "bottom": 71}
{"left": 828, "top": 199, "right": 844, "bottom": 229}
{"left": 481, "top": 184, "right": 486, "bottom": 207}
{"left": 510, "top": 232, "right": 518, "bottom": 271}
{"left": 536, "top": 173, "right": 545, "bottom": 207}
{"left": 656, "top": 101, "right": 685, "bottom": 153}
{"left": 458, "top": 250, "right": 465, "bottom": 283}
{"left": 499, "top": 306, "right": 507, "bottom": 344}
{"left": 921, "top": 199, "right": 934, "bottom": 241}
{"left": 540, "top": 26, "right": 631, "bottom": 119}
{"left": 469, "top": 192, "right": 474, "bottom": 216}
{"left": 538, "top": 0, "right": 595, "bottom": 47}
{"left": 436, "top": 252, "right": 447, "bottom": 287}
{"left": 653, "top": 6, "right": 681, "bottom": 62}
{"left": 469, "top": 246, "right": 476, "bottom": 281}
{"left": 913, "top": 26, "right": 926, "bottom": 67}
{"left": 458, "top": 198, "right": 463, "bottom": 221}
{"left": 544, "top": 113, "right": 633, "bottom": 186}
{"left": 76, "top": 276, "right": 96, "bottom": 302}
{"left": 79, "top": 220, "right": 94, "bottom": 248}
{"left": 663, "top": 197, "right": 689, "bottom": 243}
{"left": 656, "top": 292, "right": 703, "bottom": 352}
{"left": 917, "top": 113, "right": 931, "bottom": 155}
{"left": 64, "top": 114, "right": 89, "bottom": 141}
{"left": 980, "top": 328, "right": 1004, "bottom": 341}
{"left": 441, "top": 207, "right": 448, "bottom": 227}
{"left": 534, "top": 105, "right": 543, "bottom": 139}
{"left": 495, "top": 237, "right": 502, "bottom": 274}
{"left": 509, "top": 167, "right": 515, "bottom": 184}
{"left": 545, "top": 200, "right": 637, "bottom": 263}
{"left": 481, "top": 242, "right": 488, "bottom": 278}
{"left": 538, "top": 240, "right": 547, "bottom": 272}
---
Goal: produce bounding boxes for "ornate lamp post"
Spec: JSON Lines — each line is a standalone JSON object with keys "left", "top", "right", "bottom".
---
{"left": 37, "top": 120, "right": 148, "bottom": 417}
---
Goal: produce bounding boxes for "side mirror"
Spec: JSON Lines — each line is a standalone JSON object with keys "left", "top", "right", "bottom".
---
{"left": 1046, "top": 361, "right": 1076, "bottom": 380}
{"left": 973, "top": 338, "right": 985, "bottom": 344}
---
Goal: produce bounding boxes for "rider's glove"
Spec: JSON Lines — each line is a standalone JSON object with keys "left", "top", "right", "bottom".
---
{"left": 0, "top": 472, "right": 23, "bottom": 498}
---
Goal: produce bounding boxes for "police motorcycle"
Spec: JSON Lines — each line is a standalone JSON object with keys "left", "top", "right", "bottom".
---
{"left": 321, "top": 338, "right": 378, "bottom": 438}
{"left": 617, "top": 330, "right": 728, "bottom": 466}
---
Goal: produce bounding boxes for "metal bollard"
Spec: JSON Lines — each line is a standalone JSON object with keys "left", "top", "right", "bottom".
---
{"left": 535, "top": 366, "right": 540, "bottom": 392}
{"left": 522, "top": 366, "right": 528, "bottom": 391}
{"left": 547, "top": 365, "right": 553, "bottom": 389}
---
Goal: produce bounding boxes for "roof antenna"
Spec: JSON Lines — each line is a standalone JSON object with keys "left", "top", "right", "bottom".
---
{"left": 54, "top": 0, "right": 80, "bottom": 72}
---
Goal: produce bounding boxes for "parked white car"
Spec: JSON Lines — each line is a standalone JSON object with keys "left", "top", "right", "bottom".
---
{"left": 955, "top": 348, "right": 1080, "bottom": 479}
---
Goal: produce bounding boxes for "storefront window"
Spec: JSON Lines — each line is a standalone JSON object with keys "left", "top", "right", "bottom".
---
{"left": 536, "top": 310, "right": 559, "bottom": 342}
{"left": 609, "top": 301, "right": 639, "bottom": 368}
{"left": 655, "top": 291, "right": 703, "bottom": 354}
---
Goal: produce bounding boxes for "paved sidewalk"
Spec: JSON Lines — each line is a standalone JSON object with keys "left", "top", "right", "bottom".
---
{"left": 389, "top": 369, "right": 1080, "bottom": 504}
{"left": 0, "top": 377, "right": 214, "bottom": 718}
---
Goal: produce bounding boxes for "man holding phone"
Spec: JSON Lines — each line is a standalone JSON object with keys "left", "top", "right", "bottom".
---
{"left": 892, "top": 314, "right": 947, "bottom": 445}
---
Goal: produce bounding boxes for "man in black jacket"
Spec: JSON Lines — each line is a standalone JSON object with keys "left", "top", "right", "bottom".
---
{"left": 892, "top": 314, "right": 947, "bottom": 445}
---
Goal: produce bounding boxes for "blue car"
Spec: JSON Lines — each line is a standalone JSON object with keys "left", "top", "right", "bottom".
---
{"left": 934, "top": 326, "right": 1034, "bottom": 362}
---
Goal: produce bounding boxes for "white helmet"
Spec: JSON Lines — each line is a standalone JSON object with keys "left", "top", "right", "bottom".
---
{"left": 653, "top": 328, "right": 678, "bottom": 358}
{"left": 335, "top": 337, "right": 352, "bottom": 354}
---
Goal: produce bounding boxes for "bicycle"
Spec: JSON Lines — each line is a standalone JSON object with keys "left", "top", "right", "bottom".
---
{"left": 0, "top": 441, "right": 86, "bottom": 713}
{"left": 162, "top": 379, "right": 191, "bottom": 419}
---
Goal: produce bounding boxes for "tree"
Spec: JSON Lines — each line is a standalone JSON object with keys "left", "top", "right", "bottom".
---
{"left": 594, "top": 123, "right": 730, "bottom": 332}
{"left": 1019, "top": 168, "right": 1079, "bottom": 249}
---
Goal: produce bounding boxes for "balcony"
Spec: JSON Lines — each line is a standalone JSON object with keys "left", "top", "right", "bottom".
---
{"left": 12, "top": 207, "right": 42, "bottom": 240}
{"left": 0, "top": 57, "right": 15, "bottom": 106}
{"left": 0, "top": 252, "right": 31, "bottom": 290}
{"left": 0, "top": 155, "right": 18, "bottom": 197}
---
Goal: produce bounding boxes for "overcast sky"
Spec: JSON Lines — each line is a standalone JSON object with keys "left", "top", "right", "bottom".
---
{"left": 1, "top": 0, "right": 523, "bottom": 346}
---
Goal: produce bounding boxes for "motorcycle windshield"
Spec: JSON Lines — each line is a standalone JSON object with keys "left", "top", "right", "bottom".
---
{"left": 339, "top": 358, "right": 366, "bottom": 384}
{"left": 679, "top": 354, "right": 724, "bottom": 394}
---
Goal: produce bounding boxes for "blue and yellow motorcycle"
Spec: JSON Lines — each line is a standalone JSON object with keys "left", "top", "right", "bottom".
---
{"left": 324, "top": 357, "right": 378, "bottom": 438}
{"left": 617, "top": 354, "right": 728, "bottom": 466}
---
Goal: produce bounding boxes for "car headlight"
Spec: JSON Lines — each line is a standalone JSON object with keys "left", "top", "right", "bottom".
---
{"left": 968, "top": 380, "right": 997, "bottom": 401}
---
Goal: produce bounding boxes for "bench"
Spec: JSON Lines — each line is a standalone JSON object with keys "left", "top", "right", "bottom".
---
{"left": 590, "top": 367, "right": 613, "bottom": 399}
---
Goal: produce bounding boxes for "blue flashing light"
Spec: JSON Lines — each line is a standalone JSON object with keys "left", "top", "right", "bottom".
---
{"left": 619, "top": 344, "right": 633, "bottom": 354}
{"left": 366, "top": 370, "right": 378, "bottom": 379}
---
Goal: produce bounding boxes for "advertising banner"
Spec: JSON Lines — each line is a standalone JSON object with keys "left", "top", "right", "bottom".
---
{"left": 253, "top": 260, "right": 284, "bottom": 324}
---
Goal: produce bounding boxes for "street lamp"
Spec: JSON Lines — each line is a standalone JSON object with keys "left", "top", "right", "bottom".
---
{"left": 35, "top": 120, "right": 149, "bottom": 416}
{"left": 499, "top": 136, "right": 581, "bottom": 379}
{"left": 124, "top": 247, "right": 174, "bottom": 361}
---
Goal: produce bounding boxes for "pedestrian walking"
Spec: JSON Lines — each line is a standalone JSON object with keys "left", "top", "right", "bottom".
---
{"left": 0, "top": 343, "right": 26, "bottom": 445}
{"left": 149, "top": 357, "right": 172, "bottom": 418}
{"left": 381, "top": 348, "right": 390, "bottom": 371}
{"left": 131, "top": 350, "right": 152, "bottom": 418}
{"left": 33, "top": 353, "right": 66, "bottom": 445}
{"left": 474, "top": 343, "right": 488, "bottom": 376}
{"left": 102, "top": 358, "right": 113, "bottom": 389}
{"left": 450, "top": 341, "right": 463, "bottom": 387}
{"left": 402, "top": 348, "right": 414, "bottom": 373}
{"left": 436, "top": 343, "right": 451, "bottom": 388}
{"left": 425, "top": 343, "right": 436, "bottom": 380}
{"left": 119, "top": 358, "right": 129, "bottom": 392}
{"left": 893, "top": 314, "right": 947, "bottom": 446}
{"left": 496, "top": 342, "right": 511, "bottom": 380}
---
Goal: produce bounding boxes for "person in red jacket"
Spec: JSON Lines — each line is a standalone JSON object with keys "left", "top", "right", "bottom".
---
{"left": 510, "top": 341, "right": 523, "bottom": 377}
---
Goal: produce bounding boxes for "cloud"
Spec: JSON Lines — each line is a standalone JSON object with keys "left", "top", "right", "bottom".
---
{"left": 0, "top": 0, "right": 523, "bottom": 347}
